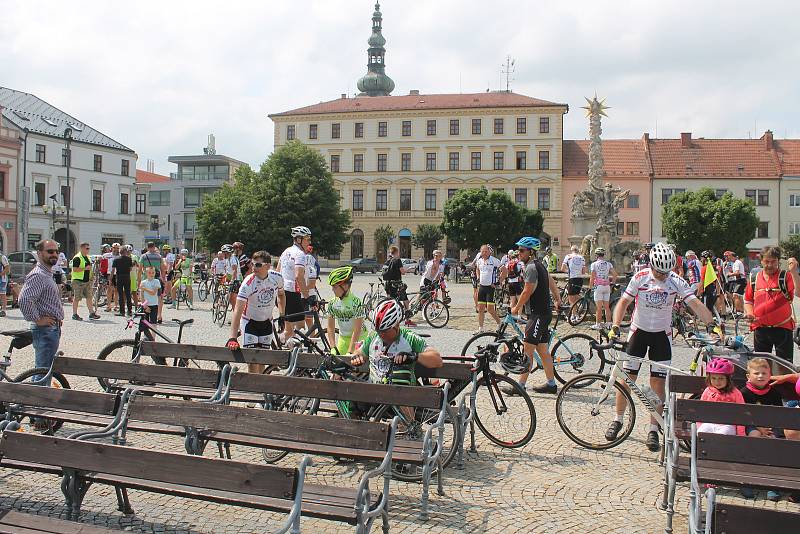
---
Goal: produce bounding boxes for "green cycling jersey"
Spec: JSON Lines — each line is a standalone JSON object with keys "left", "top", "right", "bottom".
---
{"left": 362, "top": 327, "right": 427, "bottom": 385}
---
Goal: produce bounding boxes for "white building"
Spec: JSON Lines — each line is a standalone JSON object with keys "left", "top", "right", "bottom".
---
{"left": 0, "top": 86, "right": 144, "bottom": 255}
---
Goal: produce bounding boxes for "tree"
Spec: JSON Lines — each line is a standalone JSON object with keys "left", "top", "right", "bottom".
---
{"left": 196, "top": 141, "right": 351, "bottom": 256}
{"left": 411, "top": 224, "right": 444, "bottom": 259}
{"left": 373, "top": 225, "right": 394, "bottom": 260}
{"left": 779, "top": 235, "right": 800, "bottom": 260}
{"left": 662, "top": 188, "right": 759, "bottom": 256}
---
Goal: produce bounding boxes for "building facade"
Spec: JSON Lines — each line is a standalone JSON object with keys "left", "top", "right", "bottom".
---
{"left": 775, "top": 139, "right": 800, "bottom": 241}
{"left": 0, "top": 106, "right": 21, "bottom": 253}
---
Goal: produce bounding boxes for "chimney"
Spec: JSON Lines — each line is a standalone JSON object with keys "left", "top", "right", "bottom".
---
{"left": 642, "top": 132, "right": 650, "bottom": 142}
{"left": 763, "top": 130, "right": 774, "bottom": 150}
{"left": 680, "top": 132, "right": 692, "bottom": 148}
{"left": 409, "top": 89, "right": 420, "bottom": 95}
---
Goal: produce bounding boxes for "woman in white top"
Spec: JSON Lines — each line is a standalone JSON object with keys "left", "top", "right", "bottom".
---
{"left": 589, "top": 247, "right": 618, "bottom": 328}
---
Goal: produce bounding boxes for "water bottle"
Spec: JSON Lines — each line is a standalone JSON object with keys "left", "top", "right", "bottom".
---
{"left": 640, "top": 384, "right": 663, "bottom": 410}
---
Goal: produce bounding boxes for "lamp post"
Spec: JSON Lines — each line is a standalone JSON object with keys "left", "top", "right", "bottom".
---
{"left": 42, "top": 194, "right": 65, "bottom": 241}
{"left": 63, "top": 127, "right": 73, "bottom": 258}
{"left": 18, "top": 127, "right": 29, "bottom": 250}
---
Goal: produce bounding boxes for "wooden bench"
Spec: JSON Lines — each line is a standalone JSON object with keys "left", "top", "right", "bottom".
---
{"left": 708, "top": 502, "right": 800, "bottom": 534}
{"left": 0, "top": 509, "right": 116, "bottom": 533}
{"left": 0, "top": 430, "right": 344, "bottom": 534}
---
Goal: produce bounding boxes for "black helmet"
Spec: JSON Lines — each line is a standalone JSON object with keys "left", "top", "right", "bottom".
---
{"left": 499, "top": 350, "right": 531, "bottom": 375}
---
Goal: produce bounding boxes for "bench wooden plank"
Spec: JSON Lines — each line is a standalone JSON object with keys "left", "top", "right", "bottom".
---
{"left": 676, "top": 457, "right": 800, "bottom": 491}
{"left": 676, "top": 398, "right": 800, "bottom": 430}
{"left": 697, "top": 432, "right": 800, "bottom": 469}
{"left": 0, "top": 382, "right": 117, "bottom": 416}
{"left": 713, "top": 502, "right": 800, "bottom": 534}
{"left": 52, "top": 357, "right": 221, "bottom": 389}
{"left": 0, "top": 509, "right": 115, "bottom": 533}
{"left": 140, "top": 342, "right": 296, "bottom": 367}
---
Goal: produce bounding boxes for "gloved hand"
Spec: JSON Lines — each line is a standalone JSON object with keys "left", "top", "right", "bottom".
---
{"left": 609, "top": 325, "right": 621, "bottom": 339}
{"left": 306, "top": 294, "right": 319, "bottom": 309}
{"left": 395, "top": 351, "right": 418, "bottom": 364}
{"left": 226, "top": 338, "right": 240, "bottom": 351}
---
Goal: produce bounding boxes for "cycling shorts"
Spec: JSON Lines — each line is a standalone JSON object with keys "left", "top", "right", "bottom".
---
{"left": 593, "top": 285, "right": 611, "bottom": 302}
{"left": 177, "top": 275, "right": 191, "bottom": 287}
{"left": 508, "top": 281, "right": 523, "bottom": 296}
{"left": 477, "top": 285, "right": 495, "bottom": 305}
{"left": 242, "top": 317, "right": 274, "bottom": 348}
{"left": 525, "top": 314, "right": 551, "bottom": 345}
{"left": 623, "top": 329, "right": 672, "bottom": 379}
{"left": 284, "top": 290, "right": 305, "bottom": 320}
{"left": 567, "top": 277, "right": 584, "bottom": 296}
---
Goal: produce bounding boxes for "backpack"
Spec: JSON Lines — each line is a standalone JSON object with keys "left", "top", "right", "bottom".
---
{"left": 749, "top": 270, "right": 792, "bottom": 302}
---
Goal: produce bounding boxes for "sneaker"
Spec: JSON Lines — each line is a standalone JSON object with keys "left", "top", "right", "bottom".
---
{"left": 605, "top": 421, "right": 623, "bottom": 442}
{"left": 767, "top": 490, "right": 781, "bottom": 501}
{"left": 590, "top": 323, "right": 601, "bottom": 330}
{"left": 500, "top": 383, "right": 527, "bottom": 396}
{"left": 89, "top": 313, "right": 100, "bottom": 320}
{"left": 529, "top": 382, "right": 557, "bottom": 394}
{"left": 646, "top": 430, "right": 661, "bottom": 452}
{"left": 740, "top": 487, "right": 755, "bottom": 499}
{"left": 473, "top": 328, "right": 484, "bottom": 335}
{"left": 405, "top": 320, "right": 417, "bottom": 327}
{"left": 72, "top": 314, "right": 83, "bottom": 321}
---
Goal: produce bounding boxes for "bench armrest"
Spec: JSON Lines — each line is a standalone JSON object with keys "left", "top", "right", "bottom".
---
{"left": 422, "top": 382, "right": 451, "bottom": 465}
{"left": 274, "top": 455, "right": 314, "bottom": 534}
{"left": 68, "top": 387, "right": 136, "bottom": 443}
{"left": 355, "top": 416, "right": 399, "bottom": 522}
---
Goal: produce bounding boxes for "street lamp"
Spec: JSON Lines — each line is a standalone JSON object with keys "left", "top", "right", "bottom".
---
{"left": 63, "top": 127, "right": 73, "bottom": 258}
{"left": 41, "top": 194, "right": 65, "bottom": 241}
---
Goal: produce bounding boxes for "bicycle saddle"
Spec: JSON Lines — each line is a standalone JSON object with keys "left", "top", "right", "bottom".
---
{"left": 172, "top": 318, "right": 194, "bottom": 326}
{"left": 1, "top": 330, "right": 30, "bottom": 338}
{"left": 2, "top": 330, "right": 33, "bottom": 350}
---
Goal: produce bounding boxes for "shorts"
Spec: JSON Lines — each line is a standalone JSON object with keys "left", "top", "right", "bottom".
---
{"left": 53, "top": 273, "right": 63, "bottom": 285}
{"left": 284, "top": 290, "right": 305, "bottom": 320}
{"left": 525, "top": 314, "right": 552, "bottom": 345}
{"left": 730, "top": 279, "right": 746, "bottom": 296}
{"left": 0, "top": 279, "right": 7, "bottom": 293}
{"left": 508, "top": 281, "right": 522, "bottom": 296}
{"left": 242, "top": 318, "right": 274, "bottom": 347}
{"left": 477, "top": 285, "right": 495, "bottom": 305}
{"left": 623, "top": 329, "right": 672, "bottom": 378}
{"left": 386, "top": 280, "right": 408, "bottom": 302}
{"left": 72, "top": 280, "right": 92, "bottom": 302}
{"left": 593, "top": 284, "right": 611, "bottom": 302}
{"left": 567, "top": 277, "right": 584, "bottom": 296}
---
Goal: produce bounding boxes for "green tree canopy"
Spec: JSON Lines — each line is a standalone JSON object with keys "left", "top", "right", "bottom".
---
{"left": 411, "top": 224, "right": 444, "bottom": 259}
{"left": 196, "top": 141, "right": 351, "bottom": 256}
{"left": 662, "top": 188, "right": 759, "bottom": 256}
{"left": 779, "top": 235, "right": 800, "bottom": 260}
{"left": 373, "top": 225, "right": 394, "bottom": 259}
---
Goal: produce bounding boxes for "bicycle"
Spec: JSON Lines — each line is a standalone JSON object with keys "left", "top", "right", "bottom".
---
{"left": 197, "top": 273, "right": 220, "bottom": 302}
{"left": 567, "top": 283, "right": 631, "bottom": 327}
{"left": 172, "top": 275, "right": 193, "bottom": 310}
{"left": 361, "top": 278, "right": 387, "bottom": 315}
{"left": 386, "top": 281, "right": 450, "bottom": 328}
{"left": 212, "top": 282, "right": 232, "bottom": 326}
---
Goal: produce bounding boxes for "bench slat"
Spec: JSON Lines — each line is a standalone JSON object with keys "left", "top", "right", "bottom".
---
{"left": 140, "top": 342, "right": 294, "bottom": 367}
{"left": 0, "top": 382, "right": 117, "bottom": 416}
{"left": 0, "top": 510, "right": 115, "bottom": 533}
{"left": 676, "top": 457, "right": 800, "bottom": 491}
{"left": 53, "top": 357, "right": 220, "bottom": 389}
{"left": 697, "top": 432, "right": 800, "bottom": 469}
{"left": 676, "top": 398, "right": 800, "bottom": 430}
{"left": 713, "top": 503, "right": 800, "bottom": 534}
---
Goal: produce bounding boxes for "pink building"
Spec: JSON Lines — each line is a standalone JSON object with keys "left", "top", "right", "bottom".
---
{"left": 0, "top": 106, "right": 21, "bottom": 253}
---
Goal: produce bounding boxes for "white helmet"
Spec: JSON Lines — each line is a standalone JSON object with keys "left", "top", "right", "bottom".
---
{"left": 291, "top": 226, "right": 312, "bottom": 238}
{"left": 125, "top": 244, "right": 134, "bottom": 252}
{"left": 180, "top": 248, "right": 189, "bottom": 255}
{"left": 221, "top": 244, "right": 233, "bottom": 253}
{"left": 372, "top": 299, "right": 404, "bottom": 331}
{"left": 649, "top": 242, "right": 676, "bottom": 274}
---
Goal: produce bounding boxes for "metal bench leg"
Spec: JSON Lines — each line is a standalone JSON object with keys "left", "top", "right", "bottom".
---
{"left": 436, "top": 456, "right": 445, "bottom": 496}
{"left": 469, "top": 419, "right": 477, "bottom": 453}
{"left": 381, "top": 502, "right": 389, "bottom": 534}
{"left": 420, "top": 459, "right": 432, "bottom": 521}
{"left": 115, "top": 485, "right": 134, "bottom": 515}
{"left": 61, "top": 469, "right": 92, "bottom": 521}
{"left": 216, "top": 441, "right": 225, "bottom": 458}
{"left": 224, "top": 442, "right": 232, "bottom": 459}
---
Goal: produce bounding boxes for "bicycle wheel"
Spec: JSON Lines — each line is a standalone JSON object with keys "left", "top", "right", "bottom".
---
{"left": 259, "top": 395, "right": 316, "bottom": 463}
{"left": 198, "top": 280, "right": 208, "bottom": 301}
{"left": 550, "top": 333, "right": 606, "bottom": 385}
{"left": 423, "top": 299, "right": 449, "bottom": 328}
{"left": 12, "top": 367, "right": 71, "bottom": 434}
{"left": 555, "top": 373, "right": 636, "bottom": 450}
{"left": 568, "top": 299, "right": 589, "bottom": 326}
{"left": 217, "top": 302, "right": 229, "bottom": 327}
{"left": 473, "top": 373, "right": 536, "bottom": 448}
{"left": 460, "top": 332, "right": 502, "bottom": 356}
{"left": 96, "top": 339, "right": 140, "bottom": 391}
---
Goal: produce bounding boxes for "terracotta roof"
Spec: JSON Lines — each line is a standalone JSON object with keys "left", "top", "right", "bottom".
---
{"left": 562, "top": 139, "right": 651, "bottom": 177}
{"left": 647, "top": 137, "right": 779, "bottom": 178}
{"left": 775, "top": 140, "right": 800, "bottom": 176}
{"left": 135, "top": 169, "right": 169, "bottom": 183}
{"left": 270, "top": 92, "right": 566, "bottom": 117}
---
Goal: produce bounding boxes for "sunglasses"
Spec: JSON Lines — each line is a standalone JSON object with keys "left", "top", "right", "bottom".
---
{"left": 253, "top": 262, "right": 266, "bottom": 268}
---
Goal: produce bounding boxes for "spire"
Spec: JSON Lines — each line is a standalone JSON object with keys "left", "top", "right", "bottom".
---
{"left": 357, "top": 2, "right": 395, "bottom": 97}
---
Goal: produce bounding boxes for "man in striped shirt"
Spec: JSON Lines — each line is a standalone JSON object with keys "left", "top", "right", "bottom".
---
{"left": 18, "top": 239, "right": 64, "bottom": 373}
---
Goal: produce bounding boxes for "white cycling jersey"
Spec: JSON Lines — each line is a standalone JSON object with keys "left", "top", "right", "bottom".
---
{"left": 211, "top": 257, "right": 227, "bottom": 276}
{"left": 476, "top": 256, "right": 502, "bottom": 286}
{"left": 237, "top": 271, "right": 283, "bottom": 321}
{"left": 420, "top": 260, "right": 445, "bottom": 286}
{"left": 624, "top": 268, "right": 696, "bottom": 334}
{"left": 279, "top": 244, "right": 308, "bottom": 292}
{"left": 590, "top": 259, "right": 614, "bottom": 286}
{"left": 562, "top": 253, "right": 586, "bottom": 278}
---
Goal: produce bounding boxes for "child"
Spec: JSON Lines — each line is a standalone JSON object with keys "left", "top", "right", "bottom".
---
{"left": 698, "top": 358, "right": 745, "bottom": 436}
{"left": 325, "top": 266, "right": 366, "bottom": 355}
{"left": 139, "top": 267, "right": 161, "bottom": 335}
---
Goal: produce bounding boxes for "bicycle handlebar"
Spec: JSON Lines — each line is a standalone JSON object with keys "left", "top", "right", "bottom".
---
{"left": 590, "top": 339, "right": 628, "bottom": 351}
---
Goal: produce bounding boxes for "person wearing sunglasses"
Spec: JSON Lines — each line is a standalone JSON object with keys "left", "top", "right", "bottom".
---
{"left": 18, "top": 239, "right": 65, "bottom": 377}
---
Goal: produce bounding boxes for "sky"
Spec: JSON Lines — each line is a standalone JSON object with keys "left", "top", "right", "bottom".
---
{"left": 2, "top": 0, "right": 799, "bottom": 175}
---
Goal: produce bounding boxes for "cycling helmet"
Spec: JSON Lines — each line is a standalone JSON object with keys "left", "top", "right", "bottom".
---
{"left": 515, "top": 236, "right": 541, "bottom": 250}
{"left": 700, "top": 250, "right": 711, "bottom": 259}
{"left": 101, "top": 243, "right": 110, "bottom": 249}
{"left": 685, "top": 250, "right": 696, "bottom": 257}
{"left": 499, "top": 350, "right": 531, "bottom": 375}
{"left": 180, "top": 248, "right": 189, "bottom": 255}
{"left": 706, "top": 357, "right": 734, "bottom": 375}
{"left": 372, "top": 299, "right": 404, "bottom": 332}
{"left": 162, "top": 244, "right": 171, "bottom": 251}
{"left": 327, "top": 266, "right": 354, "bottom": 286}
{"left": 291, "top": 226, "right": 312, "bottom": 238}
{"left": 668, "top": 243, "right": 677, "bottom": 250}
{"left": 594, "top": 247, "right": 605, "bottom": 256}
{"left": 649, "top": 242, "right": 676, "bottom": 274}
{"left": 221, "top": 244, "right": 233, "bottom": 253}
{"left": 112, "top": 242, "right": 121, "bottom": 248}
{"left": 509, "top": 250, "right": 519, "bottom": 258}
{"left": 507, "top": 249, "right": 515, "bottom": 256}
{"left": 125, "top": 245, "right": 134, "bottom": 252}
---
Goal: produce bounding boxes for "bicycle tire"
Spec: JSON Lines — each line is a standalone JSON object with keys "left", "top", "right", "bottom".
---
{"left": 568, "top": 299, "right": 589, "bottom": 326}
{"left": 198, "top": 280, "right": 209, "bottom": 301}
{"left": 423, "top": 299, "right": 449, "bottom": 328}
{"left": 12, "top": 367, "right": 71, "bottom": 433}
{"left": 96, "top": 339, "right": 140, "bottom": 391}
{"left": 555, "top": 373, "right": 636, "bottom": 450}
{"left": 473, "top": 373, "right": 536, "bottom": 448}
{"left": 217, "top": 302, "right": 229, "bottom": 327}
{"left": 551, "top": 332, "right": 606, "bottom": 385}
{"left": 460, "top": 332, "right": 502, "bottom": 356}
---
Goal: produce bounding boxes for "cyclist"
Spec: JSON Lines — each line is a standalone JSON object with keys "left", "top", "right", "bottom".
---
{"left": 607, "top": 242, "right": 714, "bottom": 452}
{"left": 304, "top": 244, "right": 321, "bottom": 330}
{"left": 504, "top": 236, "right": 562, "bottom": 394}
{"left": 505, "top": 250, "right": 523, "bottom": 309}
{"left": 684, "top": 250, "right": 701, "bottom": 293}
{"left": 169, "top": 249, "right": 194, "bottom": 309}
{"left": 543, "top": 246, "right": 559, "bottom": 274}
{"left": 419, "top": 249, "right": 446, "bottom": 299}
{"left": 383, "top": 244, "right": 414, "bottom": 326}
{"left": 226, "top": 251, "right": 285, "bottom": 374}
{"left": 162, "top": 244, "right": 175, "bottom": 304}
{"left": 140, "top": 242, "right": 165, "bottom": 323}
{"left": 475, "top": 244, "right": 503, "bottom": 333}
{"left": 211, "top": 251, "right": 227, "bottom": 278}
{"left": 325, "top": 266, "right": 366, "bottom": 355}
{"left": 279, "top": 226, "right": 315, "bottom": 340}
{"left": 726, "top": 250, "right": 746, "bottom": 313}
{"left": 561, "top": 245, "right": 587, "bottom": 323}
{"left": 589, "top": 247, "right": 618, "bottom": 329}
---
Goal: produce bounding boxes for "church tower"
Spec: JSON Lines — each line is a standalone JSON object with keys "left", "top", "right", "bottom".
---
{"left": 357, "top": 2, "right": 395, "bottom": 97}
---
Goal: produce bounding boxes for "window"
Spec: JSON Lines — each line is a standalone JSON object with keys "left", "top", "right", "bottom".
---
{"left": 351, "top": 230, "right": 364, "bottom": 259}
{"left": 331, "top": 123, "right": 341, "bottom": 139}
{"left": 538, "top": 151, "right": 550, "bottom": 170}
{"left": 120, "top": 193, "right": 129, "bottom": 215}
{"left": 516, "top": 151, "right": 526, "bottom": 170}
{"left": 626, "top": 222, "right": 639, "bottom": 235}
{"left": 355, "top": 122, "right": 364, "bottom": 138}
{"left": 539, "top": 117, "right": 550, "bottom": 134}
{"left": 447, "top": 188, "right": 458, "bottom": 199}
{"left": 427, "top": 120, "right": 436, "bottom": 136}
{"left": 400, "top": 189, "right": 412, "bottom": 211}
{"left": 183, "top": 213, "right": 197, "bottom": 233}
{"left": 471, "top": 152, "right": 481, "bottom": 170}
{"left": 377, "top": 153, "right": 387, "bottom": 172}
{"left": 353, "top": 154, "right": 364, "bottom": 172}
{"left": 309, "top": 124, "right": 318, "bottom": 139}
{"left": 757, "top": 221, "right": 769, "bottom": 238}
{"left": 449, "top": 152, "right": 459, "bottom": 171}
{"left": 61, "top": 185, "right": 70, "bottom": 208}
{"left": 514, "top": 188, "right": 527, "bottom": 207}
{"left": 61, "top": 148, "right": 71, "bottom": 167}
{"left": 450, "top": 119, "right": 459, "bottom": 135}
{"left": 714, "top": 188, "right": 728, "bottom": 199}
{"left": 661, "top": 188, "right": 685, "bottom": 204}
{"left": 376, "top": 189, "right": 388, "bottom": 211}
{"left": 149, "top": 190, "right": 170, "bottom": 206}
{"left": 617, "top": 222, "right": 625, "bottom": 236}
{"left": 627, "top": 194, "right": 639, "bottom": 209}
{"left": 94, "top": 154, "right": 102, "bottom": 172}
{"left": 745, "top": 189, "right": 756, "bottom": 203}
{"left": 35, "top": 144, "right": 45, "bottom": 163}
{"left": 34, "top": 183, "right": 46, "bottom": 206}
{"left": 91, "top": 189, "right": 102, "bottom": 212}
{"left": 330, "top": 155, "right": 340, "bottom": 173}
{"left": 352, "top": 190, "right": 364, "bottom": 211}
{"left": 183, "top": 187, "right": 218, "bottom": 208}
{"left": 27, "top": 234, "right": 42, "bottom": 251}
{"left": 789, "top": 223, "right": 800, "bottom": 235}
{"left": 790, "top": 194, "right": 800, "bottom": 207}
{"left": 537, "top": 188, "right": 551, "bottom": 210}
{"left": 494, "top": 118, "right": 504, "bottom": 134}
{"left": 494, "top": 151, "right": 504, "bottom": 170}
{"left": 748, "top": 189, "right": 770, "bottom": 206}
{"left": 471, "top": 118, "right": 481, "bottom": 135}
{"left": 121, "top": 159, "right": 129, "bottom": 176}
{"left": 402, "top": 120, "right": 411, "bottom": 136}
{"left": 401, "top": 152, "right": 411, "bottom": 172}
{"left": 378, "top": 121, "right": 387, "bottom": 137}
{"left": 516, "top": 117, "right": 526, "bottom": 134}
{"left": 426, "top": 152, "right": 436, "bottom": 171}
{"left": 135, "top": 193, "right": 146, "bottom": 214}
{"left": 286, "top": 125, "right": 295, "bottom": 140}
{"left": 425, "top": 189, "right": 437, "bottom": 211}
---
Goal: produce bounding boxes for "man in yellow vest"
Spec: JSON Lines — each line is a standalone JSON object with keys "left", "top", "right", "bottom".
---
{"left": 71, "top": 242, "right": 100, "bottom": 321}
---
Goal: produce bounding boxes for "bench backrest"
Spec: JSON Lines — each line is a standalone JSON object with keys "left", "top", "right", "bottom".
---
{"left": 126, "top": 394, "right": 390, "bottom": 451}
{"left": 713, "top": 503, "right": 800, "bottom": 534}
{"left": 51, "top": 357, "right": 221, "bottom": 389}
{"left": 139, "top": 342, "right": 307, "bottom": 368}
{"left": 675, "top": 398, "right": 800, "bottom": 431}
{"left": 0, "top": 431, "right": 297, "bottom": 500}
{"left": 692, "top": 432, "right": 800, "bottom": 469}
{"left": 0, "top": 382, "right": 118, "bottom": 416}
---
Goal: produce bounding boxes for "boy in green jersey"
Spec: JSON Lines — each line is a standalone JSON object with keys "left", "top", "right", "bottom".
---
{"left": 326, "top": 266, "right": 367, "bottom": 355}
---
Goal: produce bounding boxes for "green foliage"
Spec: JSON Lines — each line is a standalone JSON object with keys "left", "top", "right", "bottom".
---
{"left": 196, "top": 142, "right": 351, "bottom": 256}
{"left": 373, "top": 225, "right": 394, "bottom": 257}
{"left": 662, "top": 188, "right": 759, "bottom": 256}
{"left": 779, "top": 235, "right": 800, "bottom": 260}
{"left": 441, "top": 188, "right": 543, "bottom": 253}
{"left": 411, "top": 224, "right": 444, "bottom": 259}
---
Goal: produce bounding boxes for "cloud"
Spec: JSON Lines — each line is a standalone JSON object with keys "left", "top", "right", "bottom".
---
{"left": 1, "top": 0, "right": 798, "bottom": 173}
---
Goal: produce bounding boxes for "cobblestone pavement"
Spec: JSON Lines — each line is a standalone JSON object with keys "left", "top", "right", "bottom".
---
{"left": 0, "top": 273, "right": 796, "bottom": 533}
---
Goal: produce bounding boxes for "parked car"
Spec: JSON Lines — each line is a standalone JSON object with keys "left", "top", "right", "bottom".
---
{"left": 350, "top": 257, "right": 379, "bottom": 273}
{"left": 401, "top": 258, "right": 420, "bottom": 274}
{"left": 6, "top": 250, "right": 37, "bottom": 283}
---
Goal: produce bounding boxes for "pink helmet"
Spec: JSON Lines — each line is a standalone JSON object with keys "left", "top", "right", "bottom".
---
{"left": 795, "top": 377, "right": 800, "bottom": 398}
{"left": 706, "top": 357, "right": 735, "bottom": 375}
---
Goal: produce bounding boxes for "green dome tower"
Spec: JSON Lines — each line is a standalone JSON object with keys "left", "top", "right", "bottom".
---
{"left": 357, "top": 2, "right": 395, "bottom": 97}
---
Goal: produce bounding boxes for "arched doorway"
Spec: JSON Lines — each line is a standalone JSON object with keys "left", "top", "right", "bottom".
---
{"left": 398, "top": 228, "right": 412, "bottom": 259}
{"left": 53, "top": 228, "right": 77, "bottom": 257}
{"left": 350, "top": 229, "right": 364, "bottom": 259}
